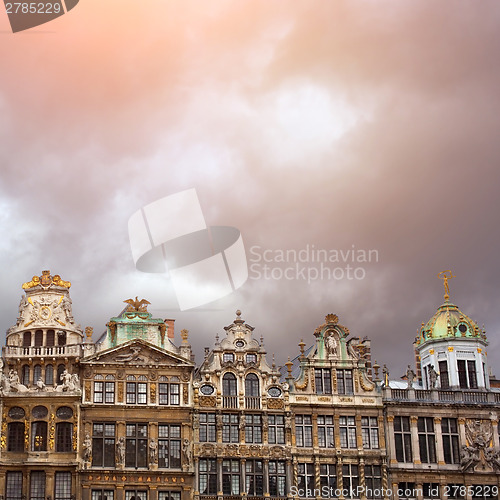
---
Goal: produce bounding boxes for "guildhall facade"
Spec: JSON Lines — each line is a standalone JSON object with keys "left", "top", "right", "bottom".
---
{"left": 0, "top": 271, "right": 499, "bottom": 500}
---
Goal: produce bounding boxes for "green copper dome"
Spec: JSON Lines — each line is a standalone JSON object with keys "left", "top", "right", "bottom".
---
{"left": 415, "top": 300, "right": 486, "bottom": 346}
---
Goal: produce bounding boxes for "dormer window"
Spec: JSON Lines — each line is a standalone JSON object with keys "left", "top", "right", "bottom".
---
{"left": 223, "top": 353, "right": 234, "bottom": 363}
{"left": 246, "top": 354, "right": 257, "bottom": 364}
{"left": 235, "top": 340, "right": 245, "bottom": 348}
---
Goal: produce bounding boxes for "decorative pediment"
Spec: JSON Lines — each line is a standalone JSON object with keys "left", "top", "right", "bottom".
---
{"left": 83, "top": 339, "right": 192, "bottom": 367}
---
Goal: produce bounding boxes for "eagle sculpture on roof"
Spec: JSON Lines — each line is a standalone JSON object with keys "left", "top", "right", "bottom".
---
{"left": 124, "top": 297, "right": 151, "bottom": 312}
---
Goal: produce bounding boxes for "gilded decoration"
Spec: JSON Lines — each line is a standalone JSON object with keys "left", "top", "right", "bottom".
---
{"left": 150, "top": 383, "right": 156, "bottom": 401}
{"left": 73, "top": 423, "right": 78, "bottom": 451}
{"left": 49, "top": 412, "right": 55, "bottom": 450}
{"left": 199, "top": 396, "right": 216, "bottom": 407}
{"left": 118, "top": 382, "right": 124, "bottom": 403}
{"left": 359, "top": 370, "right": 375, "bottom": 391}
{"left": 24, "top": 419, "right": 29, "bottom": 450}
{"left": 1, "top": 411, "right": 7, "bottom": 450}
{"left": 22, "top": 270, "right": 71, "bottom": 289}
{"left": 84, "top": 381, "right": 91, "bottom": 402}
{"left": 294, "top": 368, "right": 309, "bottom": 390}
{"left": 267, "top": 398, "right": 284, "bottom": 409}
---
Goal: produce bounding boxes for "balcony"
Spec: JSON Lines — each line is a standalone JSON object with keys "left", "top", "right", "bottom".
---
{"left": 245, "top": 396, "right": 261, "bottom": 409}
{"left": 222, "top": 396, "right": 239, "bottom": 409}
{"left": 3, "top": 344, "right": 83, "bottom": 358}
{"left": 384, "top": 387, "right": 497, "bottom": 404}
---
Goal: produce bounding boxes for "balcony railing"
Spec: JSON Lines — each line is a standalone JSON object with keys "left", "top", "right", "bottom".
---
{"left": 384, "top": 387, "right": 498, "bottom": 404}
{"left": 3, "top": 344, "right": 83, "bottom": 358}
{"left": 245, "top": 396, "right": 261, "bottom": 409}
{"left": 222, "top": 396, "right": 238, "bottom": 409}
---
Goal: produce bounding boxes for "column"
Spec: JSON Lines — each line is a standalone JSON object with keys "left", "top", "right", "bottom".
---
{"left": 241, "top": 458, "right": 246, "bottom": 497}
{"left": 337, "top": 456, "right": 344, "bottom": 500}
{"left": 217, "top": 457, "right": 223, "bottom": 496}
{"left": 458, "top": 418, "right": 467, "bottom": 447}
{"left": 410, "top": 416, "right": 421, "bottom": 464}
{"left": 491, "top": 417, "right": 499, "bottom": 449}
{"left": 434, "top": 417, "right": 445, "bottom": 465}
{"left": 356, "top": 415, "right": 363, "bottom": 450}
{"left": 359, "top": 459, "right": 366, "bottom": 500}
{"left": 392, "top": 482, "right": 399, "bottom": 500}
{"left": 82, "top": 485, "right": 91, "bottom": 500}
{"left": 149, "top": 486, "right": 158, "bottom": 500}
{"left": 312, "top": 413, "right": 319, "bottom": 448}
{"left": 263, "top": 459, "right": 270, "bottom": 497}
{"left": 334, "top": 415, "right": 341, "bottom": 449}
{"left": 386, "top": 416, "right": 397, "bottom": 465}
{"left": 116, "top": 484, "right": 125, "bottom": 500}
{"left": 415, "top": 482, "right": 423, "bottom": 500}
{"left": 314, "top": 456, "right": 321, "bottom": 492}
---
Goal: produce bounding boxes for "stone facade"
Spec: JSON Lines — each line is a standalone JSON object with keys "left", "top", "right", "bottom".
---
{"left": 0, "top": 271, "right": 499, "bottom": 500}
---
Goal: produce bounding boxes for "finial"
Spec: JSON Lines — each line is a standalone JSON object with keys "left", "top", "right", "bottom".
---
{"left": 234, "top": 309, "right": 244, "bottom": 324}
{"left": 298, "top": 339, "right": 305, "bottom": 355}
{"left": 438, "top": 270, "right": 455, "bottom": 301}
{"left": 124, "top": 297, "right": 151, "bottom": 312}
{"left": 181, "top": 329, "right": 189, "bottom": 344}
{"left": 272, "top": 353, "right": 276, "bottom": 369}
{"left": 285, "top": 357, "right": 293, "bottom": 377}
{"left": 373, "top": 360, "right": 380, "bottom": 381}
{"left": 215, "top": 333, "right": 220, "bottom": 344}
{"left": 260, "top": 334, "right": 264, "bottom": 346}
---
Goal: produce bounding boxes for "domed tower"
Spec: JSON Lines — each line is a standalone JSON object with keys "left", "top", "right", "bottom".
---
{"left": 4, "top": 270, "right": 84, "bottom": 388}
{"left": 414, "top": 271, "right": 488, "bottom": 390}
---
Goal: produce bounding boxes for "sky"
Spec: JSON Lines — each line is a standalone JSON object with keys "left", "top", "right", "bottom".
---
{"left": 1, "top": 1, "right": 500, "bottom": 379}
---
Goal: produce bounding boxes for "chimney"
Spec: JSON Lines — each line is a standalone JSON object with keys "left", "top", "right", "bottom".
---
{"left": 164, "top": 319, "right": 175, "bottom": 339}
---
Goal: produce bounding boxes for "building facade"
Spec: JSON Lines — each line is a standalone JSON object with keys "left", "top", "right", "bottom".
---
{"left": 0, "top": 271, "right": 499, "bottom": 500}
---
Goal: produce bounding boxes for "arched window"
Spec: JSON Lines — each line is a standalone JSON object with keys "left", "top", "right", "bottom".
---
{"left": 22, "top": 365, "right": 30, "bottom": 386}
{"left": 45, "top": 365, "right": 54, "bottom": 386}
{"left": 57, "top": 364, "right": 65, "bottom": 385}
{"left": 46, "top": 330, "right": 55, "bottom": 347}
{"left": 31, "top": 421, "right": 47, "bottom": 451}
{"left": 245, "top": 373, "right": 260, "bottom": 397}
{"left": 34, "top": 330, "right": 43, "bottom": 346}
{"left": 23, "top": 331, "right": 31, "bottom": 347}
{"left": 33, "top": 365, "right": 42, "bottom": 384}
{"left": 222, "top": 373, "right": 237, "bottom": 396}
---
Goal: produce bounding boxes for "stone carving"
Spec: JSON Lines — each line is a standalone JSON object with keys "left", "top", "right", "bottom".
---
{"left": 83, "top": 432, "right": 92, "bottom": 462}
{"left": 8, "top": 369, "right": 28, "bottom": 393}
{"left": 267, "top": 398, "right": 284, "bottom": 409}
{"left": 460, "top": 419, "right": 496, "bottom": 472}
{"left": 58, "top": 370, "right": 81, "bottom": 392}
{"left": 346, "top": 337, "right": 360, "bottom": 360}
{"left": 325, "top": 333, "right": 338, "bottom": 357}
{"left": 149, "top": 438, "right": 158, "bottom": 464}
{"left": 182, "top": 438, "right": 192, "bottom": 464}
{"left": 116, "top": 437, "right": 125, "bottom": 464}
{"left": 428, "top": 364, "right": 438, "bottom": 388}
{"left": 114, "top": 346, "right": 144, "bottom": 363}
{"left": 124, "top": 297, "right": 151, "bottom": 312}
{"left": 406, "top": 366, "right": 416, "bottom": 388}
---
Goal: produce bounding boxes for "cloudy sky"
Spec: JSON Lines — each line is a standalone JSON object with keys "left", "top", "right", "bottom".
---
{"left": 1, "top": 1, "right": 500, "bottom": 378}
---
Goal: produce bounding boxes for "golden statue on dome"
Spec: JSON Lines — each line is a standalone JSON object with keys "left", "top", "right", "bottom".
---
{"left": 438, "top": 270, "right": 455, "bottom": 301}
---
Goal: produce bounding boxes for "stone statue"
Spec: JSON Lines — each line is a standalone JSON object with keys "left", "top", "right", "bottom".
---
{"left": 182, "top": 438, "right": 192, "bottom": 464}
{"left": 406, "top": 366, "right": 416, "bottom": 389}
{"left": 325, "top": 334, "right": 338, "bottom": 357}
{"left": 8, "top": 369, "right": 28, "bottom": 393}
{"left": 149, "top": 438, "right": 158, "bottom": 464}
{"left": 83, "top": 433, "right": 92, "bottom": 462}
{"left": 346, "top": 337, "right": 360, "bottom": 360}
{"left": 428, "top": 365, "right": 438, "bottom": 388}
{"left": 460, "top": 445, "right": 480, "bottom": 472}
{"left": 116, "top": 437, "right": 125, "bottom": 464}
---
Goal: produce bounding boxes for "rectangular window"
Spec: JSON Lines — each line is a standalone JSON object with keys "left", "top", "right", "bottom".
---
{"left": 245, "top": 460, "right": 264, "bottom": 496}
{"left": 343, "top": 464, "right": 359, "bottom": 498}
{"left": 418, "top": 417, "right": 436, "bottom": 464}
{"left": 125, "top": 492, "right": 147, "bottom": 500}
{"left": 297, "top": 463, "right": 314, "bottom": 493}
{"left": 30, "top": 471, "right": 46, "bottom": 500}
{"left": 315, "top": 368, "right": 332, "bottom": 394}
{"left": 125, "top": 423, "right": 148, "bottom": 468}
{"left": 246, "top": 354, "right": 257, "bottom": 364}
{"left": 105, "top": 382, "right": 115, "bottom": 403}
{"left": 126, "top": 383, "right": 147, "bottom": 404}
{"left": 245, "top": 415, "right": 262, "bottom": 444}
{"left": 339, "top": 416, "right": 357, "bottom": 449}
{"left": 199, "top": 413, "right": 216, "bottom": 442}
{"left": 365, "top": 465, "right": 382, "bottom": 499}
{"left": 468, "top": 361, "right": 478, "bottom": 389}
{"left": 6, "top": 471, "right": 23, "bottom": 500}
{"left": 458, "top": 360, "right": 468, "bottom": 389}
{"left": 398, "top": 483, "right": 417, "bottom": 500}
{"left": 222, "top": 414, "right": 239, "bottom": 443}
{"left": 268, "top": 415, "right": 285, "bottom": 445}
{"left": 91, "top": 490, "right": 115, "bottom": 500}
{"left": 222, "top": 459, "right": 240, "bottom": 495}
{"left": 8, "top": 422, "right": 25, "bottom": 452}
{"left": 31, "top": 421, "right": 47, "bottom": 451}
{"left": 54, "top": 472, "right": 72, "bottom": 500}
{"left": 92, "top": 423, "right": 116, "bottom": 468}
{"left": 337, "top": 369, "right": 354, "bottom": 395}
{"left": 317, "top": 415, "right": 335, "bottom": 448}
{"left": 158, "top": 424, "right": 181, "bottom": 469}
{"left": 158, "top": 493, "right": 181, "bottom": 500}
{"left": 56, "top": 422, "right": 73, "bottom": 452}
{"left": 439, "top": 361, "right": 449, "bottom": 389}
{"left": 268, "top": 461, "right": 286, "bottom": 497}
{"left": 199, "top": 459, "right": 217, "bottom": 495}
{"left": 295, "top": 415, "right": 313, "bottom": 447}
{"left": 394, "top": 416, "right": 412, "bottom": 463}
{"left": 319, "top": 464, "right": 336, "bottom": 491}
{"left": 442, "top": 418, "right": 460, "bottom": 464}
{"left": 94, "top": 381, "right": 104, "bottom": 403}
{"left": 423, "top": 483, "right": 440, "bottom": 499}
{"left": 223, "top": 353, "right": 234, "bottom": 363}
{"left": 159, "top": 383, "right": 180, "bottom": 405}
{"left": 362, "top": 417, "right": 379, "bottom": 449}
